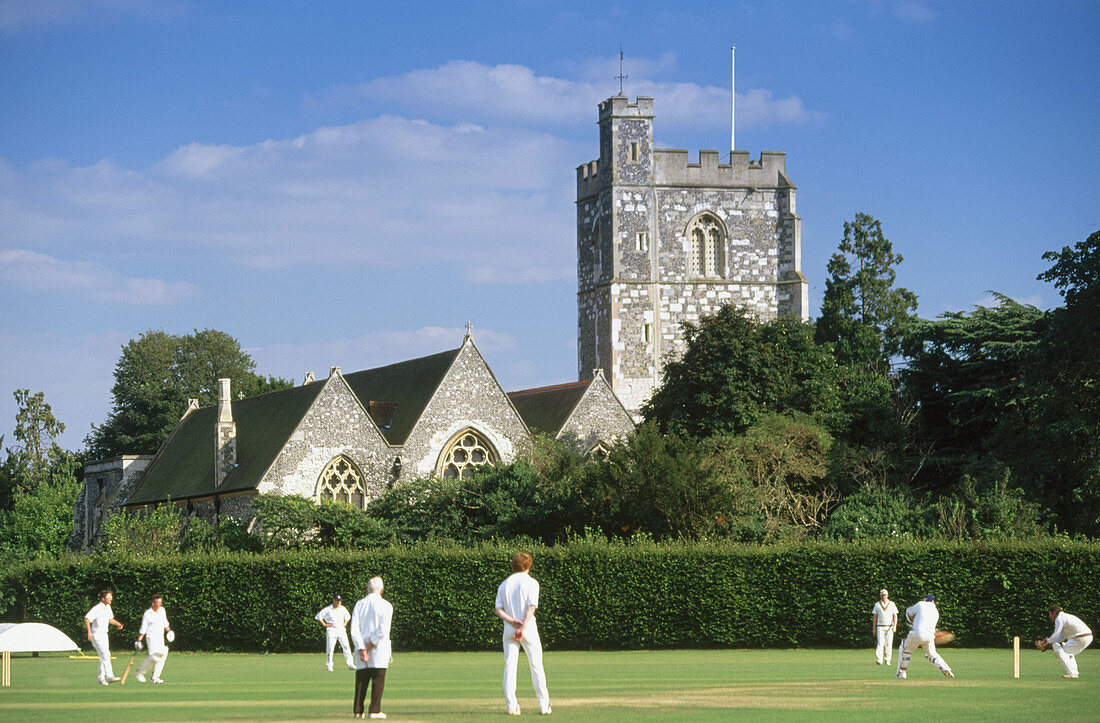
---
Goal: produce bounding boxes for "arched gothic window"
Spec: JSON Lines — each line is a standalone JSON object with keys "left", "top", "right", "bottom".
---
{"left": 688, "top": 215, "right": 724, "bottom": 277}
{"left": 316, "top": 455, "right": 368, "bottom": 509}
{"left": 437, "top": 429, "right": 498, "bottom": 480}
{"left": 587, "top": 440, "right": 612, "bottom": 460}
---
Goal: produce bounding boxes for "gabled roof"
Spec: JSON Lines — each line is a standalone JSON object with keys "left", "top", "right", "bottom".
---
{"left": 507, "top": 379, "right": 592, "bottom": 436}
{"left": 342, "top": 347, "right": 461, "bottom": 445}
{"left": 125, "top": 382, "right": 324, "bottom": 505}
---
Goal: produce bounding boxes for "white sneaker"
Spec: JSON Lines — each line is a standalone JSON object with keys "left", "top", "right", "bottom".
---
{"left": 99, "top": 679, "right": 109, "bottom": 686}
{"left": 369, "top": 714, "right": 387, "bottom": 720}
{"left": 895, "top": 671, "right": 907, "bottom": 679}
{"left": 540, "top": 707, "right": 552, "bottom": 715}
{"left": 107, "top": 676, "right": 121, "bottom": 683}
{"left": 507, "top": 707, "right": 521, "bottom": 716}
{"left": 152, "top": 678, "right": 165, "bottom": 684}
{"left": 1063, "top": 674, "right": 1079, "bottom": 679}
{"left": 135, "top": 672, "right": 146, "bottom": 683}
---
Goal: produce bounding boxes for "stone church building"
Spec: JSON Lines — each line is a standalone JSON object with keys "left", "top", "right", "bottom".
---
{"left": 577, "top": 95, "right": 808, "bottom": 413}
{"left": 72, "top": 92, "right": 806, "bottom": 549}
{"left": 71, "top": 334, "right": 633, "bottom": 550}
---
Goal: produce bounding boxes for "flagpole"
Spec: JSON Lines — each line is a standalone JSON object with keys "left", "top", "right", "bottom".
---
{"left": 731, "top": 46, "right": 736, "bottom": 154}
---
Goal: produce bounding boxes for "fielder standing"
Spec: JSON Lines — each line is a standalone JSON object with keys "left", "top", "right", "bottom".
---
{"left": 316, "top": 594, "right": 355, "bottom": 671}
{"left": 871, "top": 588, "right": 898, "bottom": 666}
{"left": 494, "top": 552, "right": 551, "bottom": 716}
{"left": 134, "top": 594, "right": 173, "bottom": 684}
{"left": 1038, "top": 605, "right": 1093, "bottom": 678}
{"left": 83, "top": 589, "right": 124, "bottom": 686}
{"left": 895, "top": 594, "right": 954, "bottom": 679}
{"left": 350, "top": 577, "right": 393, "bottom": 719}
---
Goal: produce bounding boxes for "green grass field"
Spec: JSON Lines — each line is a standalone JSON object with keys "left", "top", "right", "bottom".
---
{"left": 1, "top": 648, "right": 1096, "bottom": 721}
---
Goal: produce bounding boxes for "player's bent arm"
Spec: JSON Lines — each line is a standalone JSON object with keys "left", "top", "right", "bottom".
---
{"left": 495, "top": 606, "right": 522, "bottom": 628}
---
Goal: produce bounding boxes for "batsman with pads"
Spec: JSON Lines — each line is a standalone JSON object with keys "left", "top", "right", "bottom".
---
{"left": 895, "top": 594, "right": 954, "bottom": 680}
{"left": 133, "top": 594, "right": 173, "bottom": 684}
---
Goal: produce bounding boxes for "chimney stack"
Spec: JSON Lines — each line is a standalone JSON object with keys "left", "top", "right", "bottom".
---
{"left": 215, "top": 378, "right": 237, "bottom": 488}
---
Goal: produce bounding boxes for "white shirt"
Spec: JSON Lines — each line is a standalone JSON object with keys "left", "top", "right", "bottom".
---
{"left": 906, "top": 601, "right": 939, "bottom": 636}
{"left": 1048, "top": 612, "right": 1092, "bottom": 644}
{"left": 140, "top": 606, "right": 170, "bottom": 648}
{"left": 316, "top": 604, "right": 351, "bottom": 630}
{"left": 84, "top": 602, "right": 113, "bottom": 638}
{"left": 350, "top": 593, "right": 393, "bottom": 669}
{"left": 495, "top": 571, "right": 539, "bottom": 625}
{"left": 872, "top": 600, "right": 898, "bottom": 626}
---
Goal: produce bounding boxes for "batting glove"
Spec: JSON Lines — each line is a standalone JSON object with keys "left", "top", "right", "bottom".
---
{"left": 134, "top": 640, "right": 143, "bottom": 650}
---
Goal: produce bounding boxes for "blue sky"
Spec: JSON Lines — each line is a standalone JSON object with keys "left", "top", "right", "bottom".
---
{"left": 1, "top": 0, "right": 1097, "bottom": 450}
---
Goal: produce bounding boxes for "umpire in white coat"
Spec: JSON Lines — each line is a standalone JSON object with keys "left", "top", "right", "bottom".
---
{"left": 350, "top": 576, "right": 393, "bottom": 719}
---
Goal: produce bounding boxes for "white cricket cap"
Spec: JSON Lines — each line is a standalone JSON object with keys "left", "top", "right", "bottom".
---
{"left": 880, "top": 589, "right": 888, "bottom": 596}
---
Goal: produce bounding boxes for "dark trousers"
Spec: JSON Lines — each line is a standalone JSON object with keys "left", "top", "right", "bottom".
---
{"left": 354, "top": 667, "right": 387, "bottom": 715}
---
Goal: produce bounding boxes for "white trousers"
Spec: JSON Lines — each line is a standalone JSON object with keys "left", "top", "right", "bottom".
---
{"left": 502, "top": 620, "right": 550, "bottom": 713}
{"left": 1053, "top": 636, "right": 1092, "bottom": 676}
{"left": 91, "top": 635, "right": 114, "bottom": 683}
{"left": 896, "top": 631, "right": 952, "bottom": 675}
{"left": 325, "top": 627, "right": 354, "bottom": 669}
{"left": 136, "top": 644, "right": 168, "bottom": 680}
{"left": 875, "top": 626, "right": 895, "bottom": 664}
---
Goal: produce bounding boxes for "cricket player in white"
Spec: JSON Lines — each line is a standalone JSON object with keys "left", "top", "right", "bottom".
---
{"left": 871, "top": 588, "right": 898, "bottom": 665}
{"left": 83, "top": 589, "right": 124, "bottom": 686}
{"left": 134, "top": 594, "right": 172, "bottom": 684}
{"left": 895, "top": 594, "right": 953, "bottom": 679}
{"left": 494, "top": 552, "right": 551, "bottom": 716}
{"left": 1044, "top": 605, "right": 1093, "bottom": 678}
{"left": 316, "top": 595, "right": 354, "bottom": 671}
{"left": 351, "top": 577, "right": 393, "bottom": 719}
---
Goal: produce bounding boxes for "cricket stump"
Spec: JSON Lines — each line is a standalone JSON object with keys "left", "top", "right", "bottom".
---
{"left": 1013, "top": 636, "right": 1020, "bottom": 678}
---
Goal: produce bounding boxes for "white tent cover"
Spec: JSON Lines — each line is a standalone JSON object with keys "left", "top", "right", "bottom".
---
{"left": 0, "top": 622, "right": 80, "bottom": 652}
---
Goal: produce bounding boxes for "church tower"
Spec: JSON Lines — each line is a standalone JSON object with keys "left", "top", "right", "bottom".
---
{"left": 577, "top": 94, "right": 808, "bottom": 415}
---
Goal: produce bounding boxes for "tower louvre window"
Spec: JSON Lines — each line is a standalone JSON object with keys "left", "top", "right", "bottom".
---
{"left": 635, "top": 232, "right": 648, "bottom": 252}
{"left": 688, "top": 215, "right": 725, "bottom": 277}
{"left": 630, "top": 142, "right": 639, "bottom": 162}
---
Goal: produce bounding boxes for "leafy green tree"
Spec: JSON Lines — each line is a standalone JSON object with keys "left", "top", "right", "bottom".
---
{"left": 901, "top": 295, "right": 1047, "bottom": 492}
{"left": 642, "top": 307, "right": 848, "bottom": 438}
{"left": 816, "top": 213, "right": 919, "bottom": 366}
{"left": 712, "top": 414, "right": 835, "bottom": 540}
{"left": 88, "top": 329, "right": 292, "bottom": 458}
{"left": 0, "top": 390, "right": 82, "bottom": 558}
{"left": 1031, "top": 229, "right": 1100, "bottom": 532}
{"left": 99, "top": 505, "right": 184, "bottom": 555}
{"left": 576, "top": 421, "right": 737, "bottom": 541}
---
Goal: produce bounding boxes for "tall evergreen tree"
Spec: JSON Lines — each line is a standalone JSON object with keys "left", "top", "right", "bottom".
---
{"left": 816, "top": 213, "right": 919, "bottom": 367}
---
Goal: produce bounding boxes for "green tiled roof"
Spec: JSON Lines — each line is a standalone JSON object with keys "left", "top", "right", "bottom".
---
{"left": 342, "top": 348, "right": 461, "bottom": 445}
{"left": 507, "top": 380, "right": 591, "bottom": 436}
{"left": 125, "top": 382, "right": 324, "bottom": 506}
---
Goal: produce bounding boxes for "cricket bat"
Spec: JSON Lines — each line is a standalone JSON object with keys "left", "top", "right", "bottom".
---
{"left": 120, "top": 653, "right": 136, "bottom": 684}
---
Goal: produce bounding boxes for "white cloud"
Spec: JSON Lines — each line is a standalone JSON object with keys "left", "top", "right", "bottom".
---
{"left": 0, "top": 249, "right": 196, "bottom": 305}
{"left": 249, "top": 325, "right": 519, "bottom": 384}
{"left": 1, "top": 115, "right": 581, "bottom": 283}
{"left": 329, "top": 60, "right": 822, "bottom": 131}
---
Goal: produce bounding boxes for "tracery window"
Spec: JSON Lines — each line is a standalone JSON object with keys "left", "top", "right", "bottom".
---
{"left": 316, "top": 455, "right": 367, "bottom": 508}
{"left": 587, "top": 440, "right": 612, "bottom": 460}
{"left": 438, "top": 429, "right": 498, "bottom": 480}
{"left": 688, "top": 215, "right": 724, "bottom": 276}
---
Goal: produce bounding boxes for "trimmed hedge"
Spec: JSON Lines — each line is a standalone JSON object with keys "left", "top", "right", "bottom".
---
{"left": 1, "top": 539, "right": 1096, "bottom": 652}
